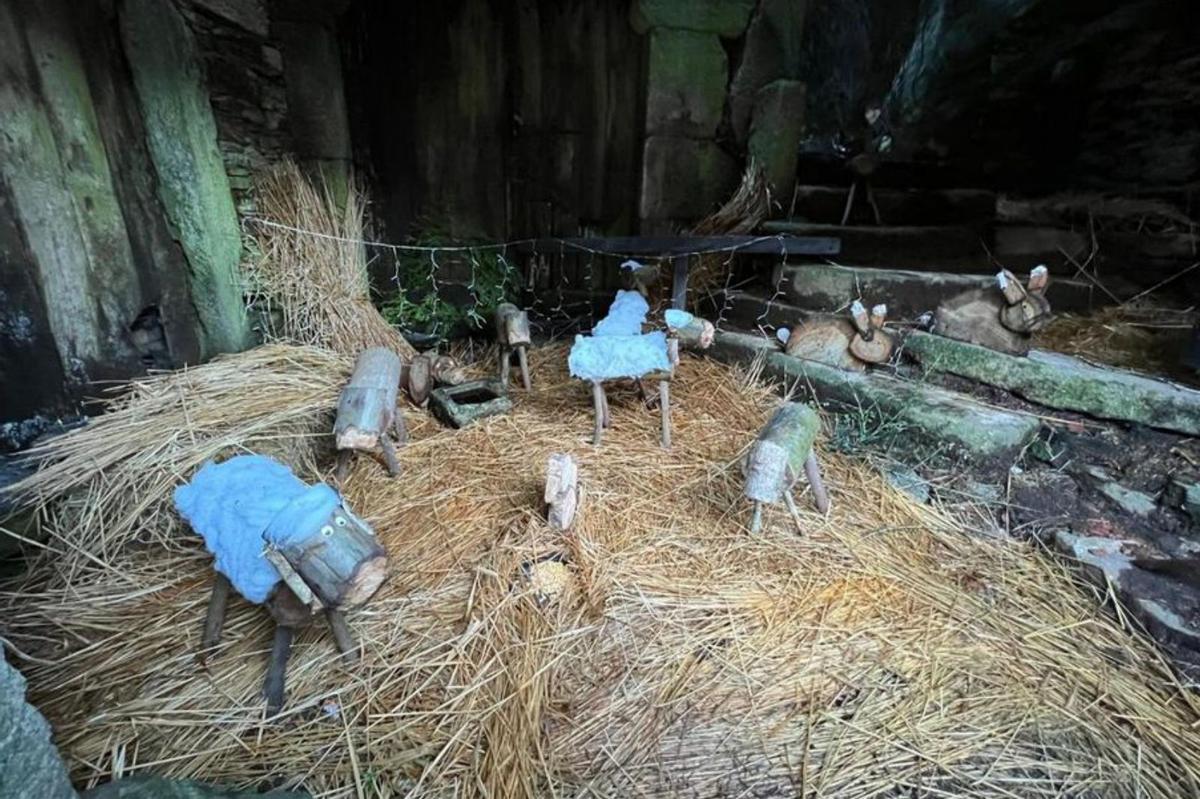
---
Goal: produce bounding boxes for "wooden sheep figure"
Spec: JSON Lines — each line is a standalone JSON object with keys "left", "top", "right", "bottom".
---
{"left": 335, "top": 347, "right": 406, "bottom": 482}
{"left": 934, "top": 266, "right": 1052, "bottom": 355}
{"left": 495, "top": 302, "right": 533, "bottom": 391}
{"left": 744, "top": 403, "right": 830, "bottom": 534}
{"left": 175, "top": 455, "right": 388, "bottom": 715}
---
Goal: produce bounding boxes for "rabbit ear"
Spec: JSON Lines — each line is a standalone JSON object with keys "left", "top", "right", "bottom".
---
{"left": 776, "top": 327, "right": 791, "bottom": 345}
{"left": 1027, "top": 264, "right": 1049, "bottom": 293}
{"left": 849, "top": 300, "right": 871, "bottom": 336}
{"left": 996, "top": 269, "right": 1026, "bottom": 304}
{"left": 869, "top": 304, "right": 888, "bottom": 329}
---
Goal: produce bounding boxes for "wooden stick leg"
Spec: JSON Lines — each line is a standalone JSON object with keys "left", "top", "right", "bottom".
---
{"left": 866, "top": 181, "right": 883, "bottom": 225}
{"left": 198, "top": 573, "right": 231, "bottom": 665}
{"left": 783, "top": 489, "right": 805, "bottom": 535}
{"left": 334, "top": 450, "right": 353, "bottom": 484}
{"left": 516, "top": 346, "right": 531, "bottom": 391}
{"left": 634, "top": 378, "right": 647, "bottom": 402}
{"left": 591, "top": 382, "right": 604, "bottom": 446}
{"left": 392, "top": 414, "right": 408, "bottom": 444}
{"left": 264, "top": 625, "right": 294, "bottom": 716}
{"left": 600, "top": 385, "right": 611, "bottom": 428}
{"left": 325, "top": 609, "right": 359, "bottom": 665}
{"left": 749, "top": 501, "right": 763, "bottom": 534}
{"left": 840, "top": 181, "right": 858, "bottom": 226}
{"left": 379, "top": 436, "right": 401, "bottom": 478}
{"left": 804, "top": 452, "right": 831, "bottom": 514}
{"left": 498, "top": 347, "right": 510, "bottom": 388}
{"left": 659, "top": 380, "right": 671, "bottom": 449}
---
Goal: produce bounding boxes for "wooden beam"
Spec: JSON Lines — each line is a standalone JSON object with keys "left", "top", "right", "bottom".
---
{"left": 514, "top": 235, "right": 841, "bottom": 257}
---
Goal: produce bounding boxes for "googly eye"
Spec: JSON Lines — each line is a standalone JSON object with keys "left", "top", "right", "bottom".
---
{"left": 335, "top": 516, "right": 347, "bottom": 527}
{"left": 321, "top": 525, "right": 334, "bottom": 537}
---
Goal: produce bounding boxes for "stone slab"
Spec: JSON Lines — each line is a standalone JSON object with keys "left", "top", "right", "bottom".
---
{"left": 781, "top": 263, "right": 1097, "bottom": 320}
{"left": 631, "top": 0, "right": 756, "bottom": 37}
{"left": 645, "top": 29, "right": 728, "bottom": 137}
{"left": 640, "top": 136, "right": 738, "bottom": 221}
{"left": 747, "top": 80, "right": 805, "bottom": 198}
{"left": 905, "top": 331, "right": 1200, "bottom": 436}
{"left": 710, "top": 330, "right": 1040, "bottom": 465}
{"left": 785, "top": 185, "right": 996, "bottom": 226}
{"left": 760, "top": 221, "right": 991, "bottom": 267}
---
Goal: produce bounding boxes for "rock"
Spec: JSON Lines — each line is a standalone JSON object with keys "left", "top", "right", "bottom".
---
{"left": 630, "top": 0, "right": 756, "bottom": 37}
{"left": 120, "top": 0, "right": 250, "bottom": 358}
{"left": 710, "top": 330, "right": 1040, "bottom": 467}
{"left": 881, "top": 462, "right": 930, "bottom": 504}
{"left": 82, "top": 776, "right": 307, "bottom": 798}
{"left": 0, "top": 651, "right": 75, "bottom": 799}
{"left": 905, "top": 331, "right": 1200, "bottom": 437}
{"left": 1165, "top": 478, "right": 1200, "bottom": 524}
{"left": 728, "top": 0, "right": 809, "bottom": 142}
{"left": 645, "top": 29, "right": 728, "bottom": 137}
{"left": 1096, "top": 481, "right": 1157, "bottom": 517}
{"left": 747, "top": 80, "right": 806, "bottom": 198}
{"left": 640, "top": 136, "right": 738, "bottom": 221}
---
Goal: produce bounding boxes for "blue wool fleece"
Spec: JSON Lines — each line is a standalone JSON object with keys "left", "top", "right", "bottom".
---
{"left": 174, "top": 454, "right": 341, "bottom": 603}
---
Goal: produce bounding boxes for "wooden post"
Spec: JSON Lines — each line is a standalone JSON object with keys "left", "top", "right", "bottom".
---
{"left": 671, "top": 256, "right": 688, "bottom": 310}
{"left": 198, "top": 573, "right": 231, "bottom": 665}
{"left": 659, "top": 380, "right": 671, "bottom": 449}
{"left": 545, "top": 453, "right": 580, "bottom": 531}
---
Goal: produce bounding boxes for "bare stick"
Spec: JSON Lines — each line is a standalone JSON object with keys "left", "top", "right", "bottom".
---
{"left": 782, "top": 489, "right": 805, "bottom": 535}
{"left": 804, "top": 452, "right": 830, "bottom": 513}
{"left": 264, "top": 625, "right": 294, "bottom": 716}
{"left": 659, "top": 380, "right": 671, "bottom": 449}
{"left": 497, "top": 347, "right": 510, "bottom": 388}
{"left": 840, "top": 181, "right": 858, "bottom": 226}
{"left": 198, "top": 573, "right": 230, "bottom": 665}
{"left": 379, "top": 436, "right": 401, "bottom": 478}
{"left": 592, "top": 382, "right": 604, "bottom": 446}
{"left": 866, "top": 181, "right": 882, "bottom": 225}
{"left": 392, "top": 413, "right": 408, "bottom": 444}
{"left": 600, "top": 384, "right": 611, "bottom": 428}
{"left": 325, "top": 610, "right": 359, "bottom": 665}
{"left": 749, "top": 501, "right": 763, "bottom": 534}
{"left": 516, "top": 346, "right": 531, "bottom": 391}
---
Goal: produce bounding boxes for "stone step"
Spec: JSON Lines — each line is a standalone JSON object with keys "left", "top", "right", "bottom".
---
{"left": 786, "top": 185, "right": 996, "bottom": 226}
{"left": 905, "top": 331, "right": 1200, "bottom": 436}
{"left": 776, "top": 263, "right": 1100, "bottom": 321}
{"left": 709, "top": 330, "right": 1040, "bottom": 468}
{"left": 759, "top": 221, "right": 992, "bottom": 268}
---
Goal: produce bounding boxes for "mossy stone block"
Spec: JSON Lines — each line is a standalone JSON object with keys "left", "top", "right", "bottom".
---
{"left": 631, "top": 0, "right": 756, "bottom": 37}
{"left": 646, "top": 28, "right": 728, "bottom": 137}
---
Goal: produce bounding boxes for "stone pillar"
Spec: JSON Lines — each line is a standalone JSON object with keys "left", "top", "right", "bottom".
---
{"left": 632, "top": 0, "right": 754, "bottom": 229}
{"left": 120, "top": 0, "right": 250, "bottom": 358}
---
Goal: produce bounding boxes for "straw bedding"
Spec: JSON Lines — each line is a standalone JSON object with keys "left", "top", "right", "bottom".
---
{"left": 3, "top": 346, "right": 1200, "bottom": 798}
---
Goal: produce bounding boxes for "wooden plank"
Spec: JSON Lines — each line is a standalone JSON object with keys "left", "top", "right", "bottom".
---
{"left": 515, "top": 235, "right": 841, "bottom": 257}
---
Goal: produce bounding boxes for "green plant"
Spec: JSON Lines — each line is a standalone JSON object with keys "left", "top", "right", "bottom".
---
{"left": 379, "top": 221, "right": 519, "bottom": 337}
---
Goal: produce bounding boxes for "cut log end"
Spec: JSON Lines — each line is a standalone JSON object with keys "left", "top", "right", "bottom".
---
{"left": 342, "top": 555, "right": 388, "bottom": 607}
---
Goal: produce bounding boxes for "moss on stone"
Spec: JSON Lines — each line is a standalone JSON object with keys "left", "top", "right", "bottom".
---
{"left": 906, "top": 332, "right": 1200, "bottom": 436}
{"left": 645, "top": 28, "right": 728, "bottom": 137}
{"left": 747, "top": 79, "right": 805, "bottom": 196}
{"left": 631, "top": 0, "right": 756, "bottom": 37}
{"left": 120, "top": 0, "right": 249, "bottom": 358}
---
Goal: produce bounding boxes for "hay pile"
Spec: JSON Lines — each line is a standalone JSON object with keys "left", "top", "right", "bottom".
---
{"left": 685, "top": 162, "right": 772, "bottom": 306}
{"left": 1035, "top": 304, "right": 1197, "bottom": 383}
{"left": 4, "top": 347, "right": 1200, "bottom": 797}
{"left": 248, "top": 161, "right": 416, "bottom": 359}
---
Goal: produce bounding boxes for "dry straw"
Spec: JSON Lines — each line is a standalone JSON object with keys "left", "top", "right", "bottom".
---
{"left": 248, "top": 161, "right": 416, "bottom": 359}
{"left": 4, "top": 348, "right": 1200, "bottom": 798}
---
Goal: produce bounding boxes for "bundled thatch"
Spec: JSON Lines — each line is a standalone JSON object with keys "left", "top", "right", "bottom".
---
{"left": 684, "top": 162, "right": 773, "bottom": 306}
{"left": 4, "top": 347, "right": 1200, "bottom": 798}
{"left": 248, "top": 161, "right": 416, "bottom": 359}
{"left": 1, "top": 345, "right": 352, "bottom": 571}
{"left": 1036, "top": 304, "right": 1198, "bottom": 384}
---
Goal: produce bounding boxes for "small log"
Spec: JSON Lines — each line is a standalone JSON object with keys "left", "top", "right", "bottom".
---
{"left": 335, "top": 348, "right": 403, "bottom": 451}
{"left": 668, "top": 316, "right": 715, "bottom": 349}
{"left": 198, "top": 572, "right": 231, "bottom": 665}
{"left": 545, "top": 453, "right": 580, "bottom": 531}
{"left": 430, "top": 354, "right": 468, "bottom": 386}
{"left": 271, "top": 511, "right": 388, "bottom": 609}
{"left": 495, "top": 303, "right": 532, "bottom": 347}
{"left": 406, "top": 354, "right": 433, "bottom": 407}
{"left": 744, "top": 404, "right": 828, "bottom": 525}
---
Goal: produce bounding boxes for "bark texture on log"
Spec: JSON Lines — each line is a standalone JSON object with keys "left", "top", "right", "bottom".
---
{"left": 335, "top": 348, "right": 403, "bottom": 451}
{"left": 272, "top": 510, "right": 387, "bottom": 609}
